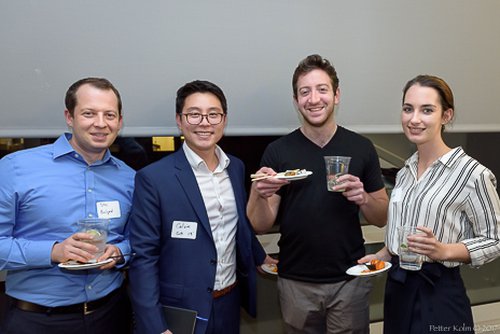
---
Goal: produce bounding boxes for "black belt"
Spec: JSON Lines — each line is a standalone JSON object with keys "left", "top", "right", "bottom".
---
{"left": 11, "top": 288, "right": 120, "bottom": 315}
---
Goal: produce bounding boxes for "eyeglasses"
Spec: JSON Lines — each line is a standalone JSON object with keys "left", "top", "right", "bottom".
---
{"left": 181, "top": 112, "right": 225, "bottom": 125}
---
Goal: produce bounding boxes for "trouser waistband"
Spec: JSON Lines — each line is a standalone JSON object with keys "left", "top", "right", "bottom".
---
{"left": 11, "top": 287, "right": 121, "bottom": 315}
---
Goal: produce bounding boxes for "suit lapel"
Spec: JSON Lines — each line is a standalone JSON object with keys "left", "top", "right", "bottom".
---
{"left": 226, "top": 163, "right": 245, "bottom": 219}
{"left": 173, "top": 150, "right": 213, "bottom": 239}
{"left": 226, "top": 160, "right": 247, "bottom": 244}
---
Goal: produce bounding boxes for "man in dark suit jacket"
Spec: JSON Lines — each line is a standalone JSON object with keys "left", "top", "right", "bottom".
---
{"left": 128, "top": 80, "right": 273, "bottom": 334}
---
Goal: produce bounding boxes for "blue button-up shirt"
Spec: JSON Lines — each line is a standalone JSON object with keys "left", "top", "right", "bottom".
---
{"left": 0, "top": 133, "right": 135, "bottom": 306}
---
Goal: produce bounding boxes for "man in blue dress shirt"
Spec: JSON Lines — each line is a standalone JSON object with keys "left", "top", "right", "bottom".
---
{"left": 0, "top": 78, "right": 135, "bottom": 334}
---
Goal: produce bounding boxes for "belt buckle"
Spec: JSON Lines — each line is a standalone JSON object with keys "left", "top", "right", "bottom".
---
{"left": 83, "top": 302, "right": 94, "bottom": 315}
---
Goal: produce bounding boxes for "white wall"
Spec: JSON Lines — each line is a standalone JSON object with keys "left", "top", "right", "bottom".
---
{"left": 1, "top": 1, "right": 500, "bottom": 137}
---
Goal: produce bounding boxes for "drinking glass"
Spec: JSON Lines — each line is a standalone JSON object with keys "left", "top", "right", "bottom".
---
{"left": 398, "top": 226, "right": 423, "bottom": 271}
{"left": 76, "top": 218, "right": 109, "bottom": 263}
{"left": 324, "top": 156, "right": 351, "bottom": 192}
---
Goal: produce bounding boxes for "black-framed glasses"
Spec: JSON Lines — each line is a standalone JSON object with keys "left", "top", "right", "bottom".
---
{"left": 182, "top": 112, "right": 225, "bottom": 125}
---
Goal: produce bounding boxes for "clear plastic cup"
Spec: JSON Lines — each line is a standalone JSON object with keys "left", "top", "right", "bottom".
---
{"left": 324, "top": 156, "right": 351, "bottom": 192}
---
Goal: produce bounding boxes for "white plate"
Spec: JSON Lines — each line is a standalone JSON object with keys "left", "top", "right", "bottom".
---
{"left": 274, "top": 171, "right": 313, "bottom": 181}
{"left": 261, "top": 263, "right": 278, "bottom": 275}
{"left": 346, "top": 261, "right": 392, "bottom": 277}
{"left": 58, "top": 258, "right": 113, "bottom": 270}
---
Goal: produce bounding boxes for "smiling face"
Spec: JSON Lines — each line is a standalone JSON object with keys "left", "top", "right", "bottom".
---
{"left": 401, "top": 84, "right": 453, "bottom": 147}
{"left": 176, "top": 92, "right": 226, "bottom": 159}
{"left": 64, "top": 84, "right": 122, "bottom": 164}
{"left": 294, "top": 69, "right": 339, "bottom": 128}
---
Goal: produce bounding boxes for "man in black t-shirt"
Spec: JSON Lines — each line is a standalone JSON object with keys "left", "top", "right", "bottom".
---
{"left": 247, "top": 54, "right": 389, "bottom": 334}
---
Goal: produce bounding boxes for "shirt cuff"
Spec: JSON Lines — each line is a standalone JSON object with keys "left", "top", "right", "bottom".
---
{"left": 26, "top": 240, "right": 59, "bottom": 267}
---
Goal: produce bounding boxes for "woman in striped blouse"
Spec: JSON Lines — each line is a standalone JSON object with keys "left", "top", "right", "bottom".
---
{"left": 360, "top": 75, "right": 500, "bottom": 334}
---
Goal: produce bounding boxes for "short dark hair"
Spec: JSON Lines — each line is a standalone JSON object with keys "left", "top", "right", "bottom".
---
{"left": 65, "top": 77, "right": 122, "bottom": 116}
{"left": 292, "top": 54, "right": 339, "bottom": 98}
{"left": 176, "top": 80, "right": 227, "bottom": 114}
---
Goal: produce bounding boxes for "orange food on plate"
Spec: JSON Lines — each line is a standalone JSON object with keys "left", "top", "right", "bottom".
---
{"left": 370, "top": 259, "right": 385, "bottom": 270}
{"left": 361, "top": 259, "right": 386, "bottom": 273}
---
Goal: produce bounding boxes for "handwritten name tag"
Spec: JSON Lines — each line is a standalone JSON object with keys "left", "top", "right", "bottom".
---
{"left": 96, "top": 201, "right": 121, "bottom": 219}
{"left": 171, "top": 221, "right": 197, "bottom": 240}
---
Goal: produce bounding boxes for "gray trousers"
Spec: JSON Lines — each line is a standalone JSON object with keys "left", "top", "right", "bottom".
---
{"left": 277, "top": 276, "right": 372, "bottom": 334}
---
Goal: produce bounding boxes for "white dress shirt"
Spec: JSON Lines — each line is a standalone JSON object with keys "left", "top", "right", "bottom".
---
{"left": 386, "top": 147, "right": 500, "bottom": 267}
{"left": 183, "top": 143, "right": 238, "bottom": 290}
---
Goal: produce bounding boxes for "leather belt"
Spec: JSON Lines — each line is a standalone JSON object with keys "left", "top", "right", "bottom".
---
{"left": 212, "top": 281, "right": 238, "bottom": 299}
{"left": 11, "top": 288, "right": 119, "bottom": 315}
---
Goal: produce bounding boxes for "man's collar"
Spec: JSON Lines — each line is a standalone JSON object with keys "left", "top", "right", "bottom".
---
{"left": 52, "top": 133, "right": 117, "bottom": 167}
{"left": 182, "top": 142, "right": 230, "bottom": 171}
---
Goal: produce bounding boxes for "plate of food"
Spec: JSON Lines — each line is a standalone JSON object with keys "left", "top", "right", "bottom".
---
{"left": 274, "top": 169, "right": 313, "bottom": 181}
{"left": 251, "top": 169, "right": 312, "bottom": 182}
{"left": 346, "top": 260, "right": 391, "bottom": 277}
{"left": 261, "top": 263, "right": 278, "bottom": 275}
{"left": 58, "top": 258, "right": 113, "bottom": 270}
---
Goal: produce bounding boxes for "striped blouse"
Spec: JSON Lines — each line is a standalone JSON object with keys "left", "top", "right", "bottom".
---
{"left": 386, "top": 147, "right": 500, "bottom": 267}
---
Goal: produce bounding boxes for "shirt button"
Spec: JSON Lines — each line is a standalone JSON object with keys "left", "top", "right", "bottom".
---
{"left": 210, "top": 259, "right": 216, "bottom": 265}
{"left": 207, "top": 287, "right": 213, "bottom": 293}
{"left": 88, "top": 213, "right": 93, "bottom": 218}
{"left": 87, "top": 188, "right": 93, "bottom": 193}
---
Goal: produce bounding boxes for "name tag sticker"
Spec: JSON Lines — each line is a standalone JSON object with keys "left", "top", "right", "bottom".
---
{"left": 96, "top": 201, "right": 121, "bottom": 219}
{"left": 171, "top": 221, "right": 198, "bottom": 240}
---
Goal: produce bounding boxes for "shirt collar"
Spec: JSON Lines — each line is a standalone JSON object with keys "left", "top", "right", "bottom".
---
{"left": 52, "top": 133, "right": 118, "bottom": 167}
{"left": 439, "top": 147, "right": 464, "bottom": 168}
{"left": 182, "top": 142, "right": 230, "bottom": 172}
{"left": 405, "top": 146, "right": 463, "bottom": 169}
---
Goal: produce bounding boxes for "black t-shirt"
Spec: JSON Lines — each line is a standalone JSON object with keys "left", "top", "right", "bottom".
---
{"left": 261, "top": 127, "right": 385, "bottom": 283}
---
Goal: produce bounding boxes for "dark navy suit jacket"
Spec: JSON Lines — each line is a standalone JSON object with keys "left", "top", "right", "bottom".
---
{"left": 128, "top": 148, "right": 266, "bottom": 334}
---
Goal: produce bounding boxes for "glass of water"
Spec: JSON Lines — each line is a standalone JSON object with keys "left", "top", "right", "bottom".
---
{"left": 76, "top": 218, "right": 109, "bottom": 263}
{"left": 398, "top": 226, "right": 423, "bottom": 271}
